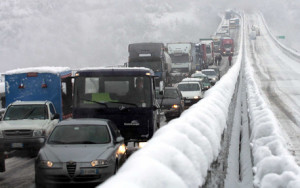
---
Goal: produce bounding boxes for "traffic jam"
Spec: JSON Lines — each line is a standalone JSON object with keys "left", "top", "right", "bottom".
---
{"left": 0, "top": 10, "right": 239, "bottom": 188}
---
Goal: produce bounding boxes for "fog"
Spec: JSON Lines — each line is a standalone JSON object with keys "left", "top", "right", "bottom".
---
{"left": 0, "top": 0, "right": 299, "bottom": 72}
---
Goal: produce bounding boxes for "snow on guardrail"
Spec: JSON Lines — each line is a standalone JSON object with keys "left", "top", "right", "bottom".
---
{"left": 98, "top": 17, "right": 244, "bottom": 188}
{"left": 258, "top": 12, "right": 300, "bottom": 59}
{"left": 245, "top": 51, "right": 300, "bottom": 188}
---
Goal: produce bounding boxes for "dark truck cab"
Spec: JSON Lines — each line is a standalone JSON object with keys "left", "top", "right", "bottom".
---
{"left": 72, "top": 67, "right": 161, "bottom": 144}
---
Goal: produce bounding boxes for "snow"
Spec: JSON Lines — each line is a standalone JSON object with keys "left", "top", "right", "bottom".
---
{"left": 244, "top": 27, "right": 300, "bottom": 187}
{"left": 4, "top": 66, "right": 70, "bottom": 75}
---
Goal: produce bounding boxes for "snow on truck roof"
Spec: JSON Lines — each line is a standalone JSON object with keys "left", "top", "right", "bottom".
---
{"left": 5, "top": 66, "right": 71, "bottom": 75}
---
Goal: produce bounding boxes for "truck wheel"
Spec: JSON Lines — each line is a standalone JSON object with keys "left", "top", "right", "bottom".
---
{"left": 29, "top": 149, "right": 39, "bottom": 158}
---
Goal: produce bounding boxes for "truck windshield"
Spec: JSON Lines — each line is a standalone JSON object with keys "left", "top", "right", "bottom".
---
{"left": 4, "top": 104, "right": 48, "bottom": 120}
{"left": 48, "top": 125, "right": 110, "bottom": 144}
{"left": 170, "top": 54, "right": 189, "bottom": 63}
{"left": 128, "top": 61, "right": 162, "bottom": 72}
{"left": 74, "top": 76, "right": 152, "bottom": 108}
{"left": 224, "top": 44, "right": 232, "bottom": 48}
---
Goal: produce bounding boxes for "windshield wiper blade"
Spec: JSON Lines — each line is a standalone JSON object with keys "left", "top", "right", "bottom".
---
{"left": 49, "top": 140, "right": 67, "bottom": 144}
{"left": 82, "top": 99, "right": 108, "bottom": 108}
{"left": 107, "top": 101, "right": 138, "bottom": 108}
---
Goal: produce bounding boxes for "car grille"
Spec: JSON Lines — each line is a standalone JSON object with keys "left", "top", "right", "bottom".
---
{"left": 74, "top": 175, "right": 102, "bottom": 182}
{"left": 46, "top": 175, "right": 70, "bottom": 182}
{"left": 67, "top": 162, "right": 76, "bottom": 177}
{"left": 3, "top": 130, "right": 33, "bottom": 138}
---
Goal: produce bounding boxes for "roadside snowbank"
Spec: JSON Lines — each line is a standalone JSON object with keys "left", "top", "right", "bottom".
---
{"left": 98, "top": 33, "right": 243, "bottom": 188}
{"left": 245, "top": 56, "right": 300, "bottom": 188}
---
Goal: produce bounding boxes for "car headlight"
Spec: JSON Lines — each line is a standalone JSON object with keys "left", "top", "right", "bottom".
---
{"left": 117, "top": 144, "right": 126, "bottom": 155}
{"left": 33, "top": 129, "right": 45, "bottom": 137}
{"left": 0, "top": 131, "right": 3, "bottom": 138}
{"left": 91, "top": 159, "right": 108, "bottom": 167}
{"left": 172, "top": 104, "right": 179, "bottom": 109}
{"left": 39, "top": 160, "right": 54, "bottom": 168}
{"left": 194, "top": 96, "right": 200, "bottom": 99}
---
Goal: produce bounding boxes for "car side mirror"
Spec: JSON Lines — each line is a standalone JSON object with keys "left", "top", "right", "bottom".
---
{"left": 159, "top": 81, "right": 164, "bottom": 95}
{"left": 115, "top": 137, "right": 124, "bottom": 144}
{"left": 52, "top": 113, "right": 60, "bottom": 120}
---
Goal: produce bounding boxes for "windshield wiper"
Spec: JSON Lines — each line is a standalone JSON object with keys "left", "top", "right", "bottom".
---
{"left": 49, "top": 140, "right": 67, "bottom": 144}
{"left": 107, "top": 101, "right": 138, "bottom": 108}
{"left": 82, "top": 99, "right": 108, "bottom": 108}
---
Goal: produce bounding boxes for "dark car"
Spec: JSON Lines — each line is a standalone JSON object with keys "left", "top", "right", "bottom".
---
{"left": 35, "top": 118, "right": 126, "bottom": 187}
{"left": 157, "top": 87, "right": 184, "bottom": 121}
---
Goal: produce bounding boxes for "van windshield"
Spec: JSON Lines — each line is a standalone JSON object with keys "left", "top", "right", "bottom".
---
{"left": 178, "top": 83, "right": 200, "bottom": 91}
{"left": 74, "top": 76, "right": 152, "bottom": 108}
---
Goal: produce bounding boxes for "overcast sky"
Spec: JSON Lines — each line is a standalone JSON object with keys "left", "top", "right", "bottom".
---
{"left": 0, "top": 0, "right": 299, "bottom": 72}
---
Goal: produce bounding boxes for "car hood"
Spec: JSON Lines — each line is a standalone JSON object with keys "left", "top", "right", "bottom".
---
{"left": 0, "top": 119, "right": 51, "bottom": 130}
{"left": 180, "top": 91, "right": 201, "bottom": 98}
{"left": 158, "top": 98, "right": 180, "bottom": 108}
{"left": 41, "top": 144, "right": 112, "bottom": 162}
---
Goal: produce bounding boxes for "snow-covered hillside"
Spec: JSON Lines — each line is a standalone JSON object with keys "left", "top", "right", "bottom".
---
{"left": 0, "top": 0, "right": 220, "bottom": 72}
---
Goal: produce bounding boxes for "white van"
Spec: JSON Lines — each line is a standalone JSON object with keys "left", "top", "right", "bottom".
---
{"left": 177, "top": 81, "right": 203, "bottom": 108}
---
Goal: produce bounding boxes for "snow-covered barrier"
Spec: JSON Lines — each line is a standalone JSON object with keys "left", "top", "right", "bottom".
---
{"left": 245, "top": 56, "right": 300, "bottom": 188}
{"left": 258, "top": 12, "right": 300, "bottom": 60}
{"left": 98, "top": 42, "right": 243, "bottom": 188}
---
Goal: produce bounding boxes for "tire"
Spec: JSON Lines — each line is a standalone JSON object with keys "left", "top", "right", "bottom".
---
{"left": 29, "top": 149, "right": 39, "bottom": 158}
{"left": 114, "top": 161, "right": 119, "bottom": 174}
{"left": 0, "top": 151, "right": 5, "bottom": 172}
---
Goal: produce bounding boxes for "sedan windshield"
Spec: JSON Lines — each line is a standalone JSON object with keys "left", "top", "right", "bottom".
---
{"left": 178, "top": 84, "right": 200, "bottom": 91}
{"left": 4, "top": 104, "right": 48, "bottom": 120}
{"left": 48, "top": 125, "right": 111, "bottom": 144}
{"left": 163, "top": 89, "right": 179, "bottom": 99}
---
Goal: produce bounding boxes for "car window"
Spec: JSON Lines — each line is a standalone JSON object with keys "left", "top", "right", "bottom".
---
{"left": 108, "top": 121, "right": 121, "bottom": 140}
{"left": 178, "top": 83, "right": 200, "bottom": 91}
{"left": 164, "top": 89, "right": 179, "bottom": 99}
{"left": 48, "top": 125, "right": 111, "bottom": 144}
{"left": 4, "top": 104, "right": 48, "bottom": 120}
{"left": 49, "top": 103, "right": 56, "bottom": 116}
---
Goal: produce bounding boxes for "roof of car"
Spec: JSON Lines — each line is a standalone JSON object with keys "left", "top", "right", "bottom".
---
{"left": 57, "top": 118, "right": 110, "bottom": 126}
{"left": 182, "top": 78, "right": 202, "bottom": 81}
{"left": 202, "top": 69, "right": 215, "bottom": 72}
{"left": 178, "top": 81, "right": 200, "bottom": 85}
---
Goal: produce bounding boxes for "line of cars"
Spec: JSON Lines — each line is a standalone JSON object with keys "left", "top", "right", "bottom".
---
{"left": 0, "top": 67, "right": 162, "bottom": 186}
{"left": 157, "top": 67, "right": 220, "bottom": 122}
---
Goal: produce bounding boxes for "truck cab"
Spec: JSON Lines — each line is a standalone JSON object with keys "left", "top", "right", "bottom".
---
{"left": 0, "top": 101, "right": 60, "bottom": 156}
{"left": 128, "top": 43, "right": 171, "bottom": 86}
{"left": 72, "top": 67, "right": 161, "bottom": 144}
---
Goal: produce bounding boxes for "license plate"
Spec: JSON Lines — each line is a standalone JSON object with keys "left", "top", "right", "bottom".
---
{"left": 11, "top": 143, "right": 24, "bottom": 148}
{"left": 80, "top": 169, "right": 98, "bottom": 175}
{"left": 185, "top": 100, "right": 191, "bottom": 103}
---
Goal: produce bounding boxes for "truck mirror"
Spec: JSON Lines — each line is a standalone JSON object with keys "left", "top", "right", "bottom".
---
{"left": 159, "top": 81, "right": 164, "bottom": 95}
{"left": 53, "top": 113, "right": 60, "bottom": 120}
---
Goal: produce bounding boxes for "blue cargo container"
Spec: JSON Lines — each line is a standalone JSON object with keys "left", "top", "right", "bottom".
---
{"left": 4, "top": 67, "right": 72, "bottom": 120}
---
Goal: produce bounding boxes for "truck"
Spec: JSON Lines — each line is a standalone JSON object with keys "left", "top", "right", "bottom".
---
{"left": 128, "top": 43, "right": 172, "bottom": 86}
{"left": 167, "top": 42, "right": 195, "bottom": 84}
{"left": 195, "top": 43, "right": 208, "bottom": 71}
{"left": 0, "top": 67, "right": 73, "bottom": 169}
{"left": 72, "top": 67, "right": 162, "bottom": 145}
{"left": 220, "top": 37, "right": 234, "bottom": 56}
{"left": 4, "top": 67, "right": 73, "bottom": 119}
{"left": 199, "top": 39, "right": 215, "bottom": 66}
